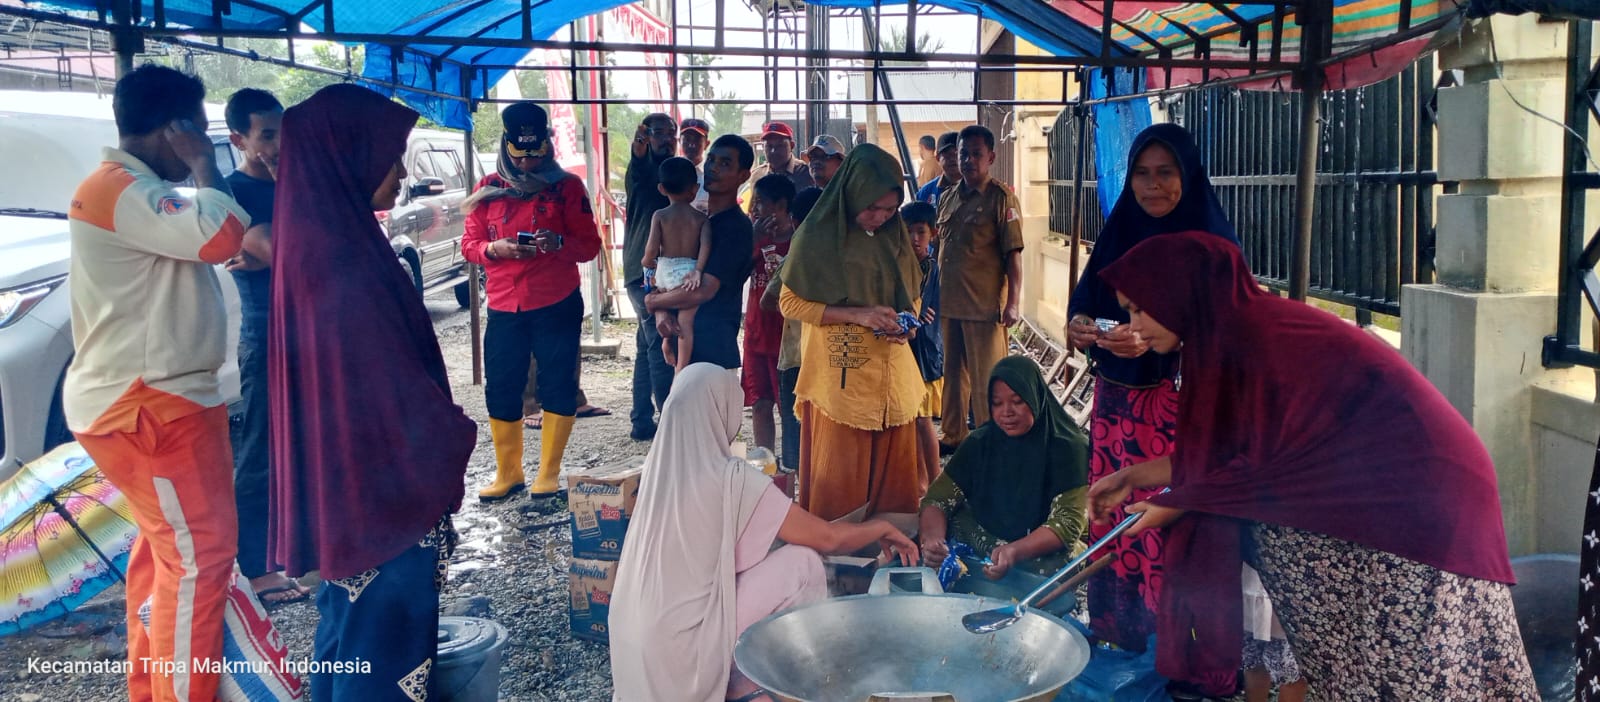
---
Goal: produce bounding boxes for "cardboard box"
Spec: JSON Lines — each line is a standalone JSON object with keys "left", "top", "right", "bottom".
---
{"left": 568, "top": 458, "right": 643, "bottom": 560}
{"left": 568, "top": 557, "right": 619, "bottom": 644}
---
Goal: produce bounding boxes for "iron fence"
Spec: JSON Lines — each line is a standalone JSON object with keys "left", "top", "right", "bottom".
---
{"left": 1545, "top": 20, "right": 1600, "bottom": 370}
{"left": 1048, "top": 58, "right": 1443, "bottom": 321}
{"left": 1175, "top": 58, "right": 1441, "bottom": 319}
{"left": 1046, "top": 106, "right": 1104, "bottom": 244}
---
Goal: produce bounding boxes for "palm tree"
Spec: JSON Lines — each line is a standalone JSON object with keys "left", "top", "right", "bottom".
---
{"left": 881, "top": 26, "right": 945, "bottom": 64}
{"left": 678, "top": 54, "right": 719, "bottom": 113}
{"left": 707, "top": 94, "right": 747, "bottom": 138}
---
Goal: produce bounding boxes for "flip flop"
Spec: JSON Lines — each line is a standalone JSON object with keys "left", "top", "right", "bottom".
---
{"left": 255, "top": 583, "right": 313, "bottom": 609}
{"left": 575, "top": 406, "right": 613, "bottom": 419}
{"left": 523, "top": 414, "right": 543, "bottom": 430}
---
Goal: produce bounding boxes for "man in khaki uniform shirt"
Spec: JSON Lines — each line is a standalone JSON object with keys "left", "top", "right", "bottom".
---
{"left": 936, "top": 124, "right": 1024, "bottom": 451}
{"left": 747, "top": 121, "right": 814, "bottom": 191}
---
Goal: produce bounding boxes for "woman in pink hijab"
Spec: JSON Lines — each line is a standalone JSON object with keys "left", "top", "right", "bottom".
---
{"left": 610, "top": 364, "right": 918, "bottom": 702}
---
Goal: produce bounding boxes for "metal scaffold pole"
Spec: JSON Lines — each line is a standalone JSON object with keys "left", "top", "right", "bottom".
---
{"left": 579, "top": 18, "right": 605, "bottom": 344}
{"left": 464, "top": 73, "right": 485, "bottom": 385}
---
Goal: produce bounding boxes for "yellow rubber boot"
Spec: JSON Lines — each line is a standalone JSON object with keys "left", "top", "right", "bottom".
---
{"left": 531, "top": 412, "right": 574, "bottom": 497}
{"left": 478, "top": 418, "right": 527, "bottom": 502}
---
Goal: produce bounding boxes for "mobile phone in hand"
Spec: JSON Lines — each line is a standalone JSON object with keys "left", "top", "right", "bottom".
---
{"left": 535, "top": 229, "right": 563, "bottom": 250}
{"left": 517, "top": 231, "right": 536, "bottom": 248}
{"left": 1094, "top": 318, "right": 1119, "bottom": 334}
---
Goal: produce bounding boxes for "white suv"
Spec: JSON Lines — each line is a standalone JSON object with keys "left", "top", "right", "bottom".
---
{"left": 0, "top": 91, "right": 240, "bottom": 480}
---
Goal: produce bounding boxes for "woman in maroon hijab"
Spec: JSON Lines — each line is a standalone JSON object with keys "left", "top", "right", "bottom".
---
{"left": 1088, "top": 232, "right": 1536, "bottom": 700}
{"left": 268, "top": 84, "right": 476, "bottom": 700}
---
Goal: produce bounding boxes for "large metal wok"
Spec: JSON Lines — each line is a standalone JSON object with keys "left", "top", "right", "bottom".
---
{"left": 733, "top": 568, "right": 1090, "bottom": 702}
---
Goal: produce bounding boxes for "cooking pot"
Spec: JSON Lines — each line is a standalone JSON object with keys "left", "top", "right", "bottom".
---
{"left": 949, "top": 555, "right": 1076, "bottom": 619}
{"left": 733, "top": 567, "right": 1090, "bottom": 702}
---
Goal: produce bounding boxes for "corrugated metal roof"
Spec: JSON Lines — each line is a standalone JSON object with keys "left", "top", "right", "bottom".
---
{"left": 735, "top": 70, "right": 978, "bottom": 134}
{"left": 738, "top": 98, "right": 977, "bottom": 137}
{"left": 845, "top": 71, "right": 979, "bottom": 122}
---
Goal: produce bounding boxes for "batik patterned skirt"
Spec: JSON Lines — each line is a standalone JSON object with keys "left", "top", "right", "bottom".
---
{"left": 1085, "top": 377, "right": 1177, "bottom": 652}
{"left": 1250, "top": 522, "right": 1538, "bottom": 701}
{"left": 1578, "top": 441, "right": 1600, "bottom": 702}
{"left": 313, "top": 517, "right": 457, "bottom": 702}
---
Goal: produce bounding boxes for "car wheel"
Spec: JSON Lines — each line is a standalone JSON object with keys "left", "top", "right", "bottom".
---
{"left": 44, "top": 368, "right": 74, "bottom": 453}
{"left": 454, "top": 266, "right": 485, "bottom": 309}
{"left": 399, "top": 252, "right": 423, "bottom": 295}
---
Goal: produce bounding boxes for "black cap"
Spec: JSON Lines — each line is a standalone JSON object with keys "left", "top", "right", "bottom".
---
{"left": 936, "top": 131, "right": 959, "bottom": 154}
{"left": 502, "top": 102, "right": 550, "bottom": 158}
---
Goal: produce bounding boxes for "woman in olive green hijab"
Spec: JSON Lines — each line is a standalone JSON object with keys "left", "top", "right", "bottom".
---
{"left": 919, "top": 355, "right": 1090, "bottom": 578}
{"left": 777, "top": 144, "right": 929, "bottom": 521}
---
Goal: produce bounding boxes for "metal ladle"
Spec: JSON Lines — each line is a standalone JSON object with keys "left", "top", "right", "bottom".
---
{"left": 962, "top": 490, "right": 1167, "bottom": 635}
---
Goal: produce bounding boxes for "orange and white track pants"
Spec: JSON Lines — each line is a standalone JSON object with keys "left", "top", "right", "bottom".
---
{"left": 76, "top": 403, "right": 238, "bottom": 702}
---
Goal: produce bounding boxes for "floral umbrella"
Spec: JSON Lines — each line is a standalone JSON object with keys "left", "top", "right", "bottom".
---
{"left": 0, "top": 442, "right": 136, "bottom": 636}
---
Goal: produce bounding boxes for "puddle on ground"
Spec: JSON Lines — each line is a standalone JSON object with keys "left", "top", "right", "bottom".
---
{"left": 450, "top": 509, "right": 525, "bottom": 574}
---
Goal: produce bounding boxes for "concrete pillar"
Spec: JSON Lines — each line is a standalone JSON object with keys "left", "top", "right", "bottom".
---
{"left": 1401, "top": 15, "right": 1590, "bottom": 555}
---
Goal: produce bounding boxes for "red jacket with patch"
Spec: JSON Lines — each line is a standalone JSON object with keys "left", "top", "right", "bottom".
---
{"left": 463, "top": 174, "right": 602, "bottom": 312}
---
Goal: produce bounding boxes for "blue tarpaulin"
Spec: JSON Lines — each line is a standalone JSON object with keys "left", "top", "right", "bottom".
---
{"left": 18, "top": 0, "right": 1471, "bottom": 129}
{"left": 23, "top": 0, "right": 645, "bottom": 128}
{"left": 1088, "top": 67, "right": 1151, "bottom": 218}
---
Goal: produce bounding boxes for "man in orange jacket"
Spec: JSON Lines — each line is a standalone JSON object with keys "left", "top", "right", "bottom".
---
{"left": 66, "top": 64, "right": 247, "bottom": 702}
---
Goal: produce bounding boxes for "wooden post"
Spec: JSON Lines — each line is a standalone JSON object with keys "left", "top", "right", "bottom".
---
{"left": 1289, "top": 0, "right": 1331, "bottom": 302}
{"left": 1290, "top": 75, "right": 1322, "bottom": 302}
{"left": 111, "top": 0, "right": 138, "bottom": 77}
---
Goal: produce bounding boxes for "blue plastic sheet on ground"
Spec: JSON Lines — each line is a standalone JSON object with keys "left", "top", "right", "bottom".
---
{"left": 1058, "top": 634, "right": 1171, "bottom": 702}
{"left": 1088, "top": 67, "right": 1152, "bottom": 219}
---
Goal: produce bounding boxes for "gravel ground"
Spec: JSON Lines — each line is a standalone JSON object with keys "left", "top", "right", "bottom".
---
{"left": 1, "top": 289, "right": 631, "bottom": 701}
{"left": 0, "top": 289, "right": 1269, "bottom": 702}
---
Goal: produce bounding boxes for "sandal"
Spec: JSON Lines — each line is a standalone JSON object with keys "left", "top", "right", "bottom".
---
{"left": 254, "top": 582, "right": 313, "bottom": 609}
{"left": 523, "top": 413, "right": 542, "bottom": 430}
{"left": 574, "top": 405, "right": 613, "bottom": 419}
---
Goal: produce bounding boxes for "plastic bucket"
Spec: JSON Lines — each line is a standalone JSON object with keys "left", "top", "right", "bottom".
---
{"left": 1509, "top": 553, "right": 1578, "bottom": 702}
{"left": 429, "top": 616, "right": 510, "bottom": 702}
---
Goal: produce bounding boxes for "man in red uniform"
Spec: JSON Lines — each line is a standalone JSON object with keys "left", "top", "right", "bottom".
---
{"left": 463, "top": 102, "right": 602, "bottom": 501}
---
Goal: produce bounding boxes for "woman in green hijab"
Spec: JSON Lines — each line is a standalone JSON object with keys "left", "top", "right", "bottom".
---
{"left": 777, "top": 144, "right": 929, "bottom": 521}
{"left": 919, "top": 355, "right": 1091, "bottom": 577}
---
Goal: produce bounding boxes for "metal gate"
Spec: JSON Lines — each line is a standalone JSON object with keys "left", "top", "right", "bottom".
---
{"left": 1049, "top": 58, "right": 1445, "bottom": 322}
{"left": 1046, "top": 106, "right": 1103, "bottom": 246}
{"left": 1175, "top": 58, "right": 1442, "bottom": 320}
{"left": 1546, "top": 19, "right": 1600, "bottom": 370}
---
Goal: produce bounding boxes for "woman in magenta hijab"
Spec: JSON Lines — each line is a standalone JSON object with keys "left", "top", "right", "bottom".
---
{"left": 267, "top": 84, "right": 476, "bottom": 700}
{"left": 1089, "top": 232, "right": 1535, "bottom": 700}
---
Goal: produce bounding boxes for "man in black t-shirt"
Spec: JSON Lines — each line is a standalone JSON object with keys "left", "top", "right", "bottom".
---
{"left": 623, "top": 113, "right": 677, "bottom": 440}
{"left": 645, "top": 134, "right": 754, "bottom": 370}
{"left": 220, "top": 88, "right": 310, "bottom": 605}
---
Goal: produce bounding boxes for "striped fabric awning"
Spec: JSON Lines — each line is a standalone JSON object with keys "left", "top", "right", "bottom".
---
{"left": 1048, "top": 0, "right": 1466, "bottom": 89}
